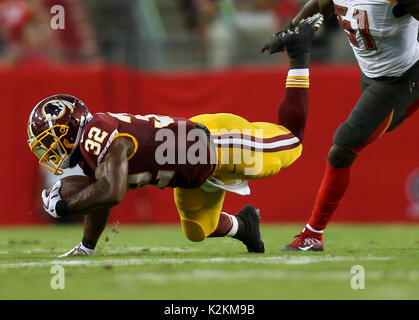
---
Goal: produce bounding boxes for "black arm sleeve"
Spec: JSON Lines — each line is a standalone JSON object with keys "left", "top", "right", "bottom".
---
{"left": 393, "top": 0, "right": 419, "bottom": 17}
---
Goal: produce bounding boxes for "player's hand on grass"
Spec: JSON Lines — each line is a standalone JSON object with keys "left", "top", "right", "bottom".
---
{"left": 41, "top": 180, "right": 62, "bottom": 218}
{"left": 58, "top": 243, "right": 94, "bottom": 258}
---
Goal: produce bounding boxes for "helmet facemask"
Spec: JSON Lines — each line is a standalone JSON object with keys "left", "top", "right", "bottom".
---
{"left": 28, "top": 124, "right": 69, "bottom": 175}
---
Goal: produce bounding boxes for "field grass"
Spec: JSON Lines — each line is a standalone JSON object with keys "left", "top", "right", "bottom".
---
{"left": 0, "top": 223, "right": 418, "bottom": 300}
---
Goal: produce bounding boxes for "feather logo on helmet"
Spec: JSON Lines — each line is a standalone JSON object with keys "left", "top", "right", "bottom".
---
{"left": 41, "top": 99, "right": 68, "bottom": 120}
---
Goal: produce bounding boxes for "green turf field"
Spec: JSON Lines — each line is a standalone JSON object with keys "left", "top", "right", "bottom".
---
{"left": 0, "top": 224, "right": 418, "bottom": 300}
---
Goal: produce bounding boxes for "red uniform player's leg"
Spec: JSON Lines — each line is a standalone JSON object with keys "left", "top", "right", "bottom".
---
{"left": 304, "top": 114, "right": 394, "bottom": 238}
{"left": 305, "top": 161, "right": 352, "bottom": 237}
{"left": 304, "top": 109, "right": 395, "bottom": 238}
{"left": 283, "top": 79, "right": 405, "bottom": 251}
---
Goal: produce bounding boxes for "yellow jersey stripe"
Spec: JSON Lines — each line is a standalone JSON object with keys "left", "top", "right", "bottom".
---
{"left": 287, "top": 76, "right": 309, "bottom": 80}
{"left": 286, "top": 84, "right": 309, "bottom": 88}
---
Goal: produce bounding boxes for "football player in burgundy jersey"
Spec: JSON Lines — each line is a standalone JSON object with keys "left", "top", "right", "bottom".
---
{"left": 262, "top": 0, "right": 419, "bottom": 251}
{"left": 28, "top": 15, "right": 323, "bottom": 257}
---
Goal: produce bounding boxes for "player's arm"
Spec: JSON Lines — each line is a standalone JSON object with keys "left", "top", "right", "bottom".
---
{"left": 50, "top": 137, "right": 134, "bottom": 258}
{"left": 392, "top": 0, "right": 419, "bottom": 19}
{"left": 405, "top": 2, "right": 419, "bottom": 20}
{"left": 65, "top": 136, "right": 133, "bottom": 214}
{"left": 291, "top": 0, "right": 335, "bottom": 27}
{"left": 261, "top": 1, "right": 332, "bottom": 54}
{"left": 42, "top": 136, "right": 134, "bottom": 218}
{"left": 55, "top": 206, "right": 112, "bottom": 257}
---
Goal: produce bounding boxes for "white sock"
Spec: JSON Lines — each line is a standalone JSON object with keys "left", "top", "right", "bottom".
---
{"left": 304, "top": 224, "right": 324, "bottom": 234}
{"left": 79, "top": 243, "right": 94, "bottom": 256}
{"left": 225, "top": 213, "right": 239, "bottom": 237}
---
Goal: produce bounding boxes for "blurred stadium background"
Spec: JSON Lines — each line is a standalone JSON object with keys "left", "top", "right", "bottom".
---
{"left": 0, "top": 0, "right": 417, "bottom": 227}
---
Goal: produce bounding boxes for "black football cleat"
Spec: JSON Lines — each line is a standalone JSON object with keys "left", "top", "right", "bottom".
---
{"left": 282, "top": 232, "right": 324, "bottom": 252}
{"left": 261, "top": 13, "right": 324, "bottom": 56}
{"left": 235, "top": 205, "right": 265, "bottom": 253}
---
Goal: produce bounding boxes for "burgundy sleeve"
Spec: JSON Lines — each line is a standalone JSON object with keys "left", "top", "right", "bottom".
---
{"left": 277, "top": 88, "right": 309, "bottom": 143}
{"left": 79, "top": 113, "right": 119, "bottom": 171}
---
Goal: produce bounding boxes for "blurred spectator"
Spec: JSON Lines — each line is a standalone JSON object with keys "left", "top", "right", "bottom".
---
{"left": 181, "top": 0, "right": 201, "bottom": 32}
{"left": 83, "top": 0, "right": 141, "bottom": 67}
{"left": 0, "top": 0, "right": 53, "bottom": 66}
{"left": 235, "top": 0, "right": 275, "bottom": 11}
{"left": 42, "top": 0, "right": 100, "bottom": 63}
{"left": 180, "top": 0, "right": 218, "bottom": 35}
{"left": 0, "top": 0, "right": 352, "bottom": 70}
{"left": 0, "top": 0, "right": 100, "bottom": 66}
{"left": 178, "top": 0, "right": 218, "bottom": 68}
{"left": 205, "top": 0, "right": 236, "bottom": 69}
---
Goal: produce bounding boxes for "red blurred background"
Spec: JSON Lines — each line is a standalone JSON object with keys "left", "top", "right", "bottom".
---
{"left": 0, "top": 0, "right": 417, "bottom": 226}
{"left": 1, "top": 63, "right": 418, "bottom": 225}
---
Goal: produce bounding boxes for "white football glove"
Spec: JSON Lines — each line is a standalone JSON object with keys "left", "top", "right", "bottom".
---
{"left": 58, "top": 243, "right": 94, "bottom": 258}
{"left": 41, "top": 180, "right": 62, "bottom": 218}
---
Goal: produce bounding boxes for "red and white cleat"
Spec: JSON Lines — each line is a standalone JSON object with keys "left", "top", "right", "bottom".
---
{"left": 282, "top": 233, "right": 324, "bottom": 252}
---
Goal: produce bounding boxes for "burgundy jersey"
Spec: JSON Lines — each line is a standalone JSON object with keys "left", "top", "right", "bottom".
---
{"left": 79, "top": 112, "right": 213, "bottom": 189}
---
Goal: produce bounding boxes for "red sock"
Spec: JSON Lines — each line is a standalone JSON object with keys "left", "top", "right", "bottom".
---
{"left": 304, "top": 162, "right": 351, "bottom": 239}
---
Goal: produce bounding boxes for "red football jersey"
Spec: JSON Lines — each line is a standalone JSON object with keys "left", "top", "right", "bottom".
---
{"left": 79, "top": 112, "right": 213, "bottom": 189}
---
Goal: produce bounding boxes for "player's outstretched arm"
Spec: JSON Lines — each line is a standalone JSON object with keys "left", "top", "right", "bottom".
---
{"left": 54, "top": 137, "right": 133, "bottom": 258}
{"left": 291, "top": 0, "right": 334, "bottom": 28}
{"left": 404, "top": 1, "right": 419, "bottom": 20}
{"left": 261, "top": 14, "right": 324, "bottom": 63}
{"left": 261, "top": 1, "right": 331, "bottom": 55}
{"left": 58, "top": 207, "right": 112, "bottom": 257}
